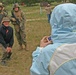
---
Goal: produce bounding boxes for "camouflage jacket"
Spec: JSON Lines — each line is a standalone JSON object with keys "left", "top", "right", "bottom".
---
{"left": 11, "top": 10, "right": 26, "bottom": 25}
{"left": 0, "top": 10, "right": 8, "bottom": 24}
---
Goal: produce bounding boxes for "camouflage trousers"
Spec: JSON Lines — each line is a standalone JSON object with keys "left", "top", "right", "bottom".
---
{"left": 14, "top": 23, "right": 26, "bottom": 46}
{"left": 0, "top": 44, "right": 12, "bottom": 61}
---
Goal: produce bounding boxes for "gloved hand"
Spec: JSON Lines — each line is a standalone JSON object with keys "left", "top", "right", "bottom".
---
{"left": 10, "top": 17, "right": 16, "bottom": 21}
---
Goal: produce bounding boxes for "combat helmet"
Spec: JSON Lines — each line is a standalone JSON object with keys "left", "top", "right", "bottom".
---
{"left": 13, "top": 3, "right": 20, "bottom": 9}
{"left": 2, "top": 17, "right": 10, "bottom": 23}
{"left": 0, "top": 2, "right": 3, "bottom": 7}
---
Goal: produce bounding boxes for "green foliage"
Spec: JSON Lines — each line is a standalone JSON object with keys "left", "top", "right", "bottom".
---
{"left": 1, "top": 0, "right": 76, "bottom": 6}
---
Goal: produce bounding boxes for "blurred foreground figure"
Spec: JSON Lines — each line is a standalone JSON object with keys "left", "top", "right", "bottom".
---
{"left": 10, "top": 3, "right": 27, "bottom": 51}
{"left": 30, "top": 3, "right": 76, "bottom": 75}
{"left": 0, "top": 17, "right": 14, "bottom": 65}
{"left": 0, "top": 2, "right": 8, "bottom": 25}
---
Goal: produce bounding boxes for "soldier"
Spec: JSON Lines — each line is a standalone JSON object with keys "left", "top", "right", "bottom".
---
{"left": 0, "top": 2, "right": 8, "bottom": 25}
{"left": 0, "top": 17, "right": 14, "bottom": 65}
{"left": 45, "top": 4, "right": 51, "bottom": 23}
{"left": 10, "top": 3, "right": 27, "bottom": 50}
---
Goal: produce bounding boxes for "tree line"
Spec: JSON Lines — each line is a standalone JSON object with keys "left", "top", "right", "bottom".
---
{"left": 0, "top": 0, "right": 76, "bottom": 6}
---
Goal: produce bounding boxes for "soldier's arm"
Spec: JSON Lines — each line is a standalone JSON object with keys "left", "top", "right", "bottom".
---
{"left": 0, "top": 29, "right": 7, "bottom": 48}
{"left": 45, "top": 7, "right": 48, "bottom": 10}
{"left": 21, "top": 11, "right": 26, "bottom": 22}
{"left": 3, "top": 11, "right": 8, "bottom": 17}
{"left": 10, "top": 11, "right": 17, "bottom": 24}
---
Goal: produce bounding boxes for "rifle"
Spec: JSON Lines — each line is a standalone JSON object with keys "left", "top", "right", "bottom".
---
{"left": 11, "top": 11, "right": 20, "bottom": 25}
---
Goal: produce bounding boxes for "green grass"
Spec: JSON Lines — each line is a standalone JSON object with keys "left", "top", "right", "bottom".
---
{"left": 0, "top": 4, "right": 52, "bottom": 75}
{"left": 26, "top": 12, "right": 46, "bottom": 19}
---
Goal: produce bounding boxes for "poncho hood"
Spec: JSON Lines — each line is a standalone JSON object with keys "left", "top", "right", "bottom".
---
{"left": 50, "top": 3, "right": 76, "bottom": 43}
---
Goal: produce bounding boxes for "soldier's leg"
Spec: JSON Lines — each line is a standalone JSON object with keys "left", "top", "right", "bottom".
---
{"left": 14, "top": 25, "right": 22, "bottom": 45}
{"left": 21, "top": 31, "right": 27, "bottom": 45}
{"left": 7, "top": 52, "right": 12, "bottom": 60}
{"left": 47, "top": 14, "right": 51, "bottom": 23}
{"left": 2, "top": 52, "right": 7, "bottom": 61}
{"left": 20, "top": 27, "right": 27, "bottom": 50}
{"left": 0, "top": 44, "right": 7, "bottom": 65}
{"left": 15, "top": 30, "right": 23, "bottom": 50}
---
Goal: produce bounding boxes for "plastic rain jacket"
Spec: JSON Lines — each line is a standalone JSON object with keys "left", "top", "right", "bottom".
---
{"left": 30, "top": 3, "right": 76, "bottom": 75}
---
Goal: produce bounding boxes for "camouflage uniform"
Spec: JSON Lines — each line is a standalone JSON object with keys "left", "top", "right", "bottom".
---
{"left": 0, "top": 3, "right": 8, "bottom": 25}
{"left": 11, "top": 3, "right": 27, "bottom": 50}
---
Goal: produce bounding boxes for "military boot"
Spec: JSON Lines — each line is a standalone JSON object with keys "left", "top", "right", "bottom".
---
{"left": 24, "top": 43, "right": 28, "bottom": 51}
{"left": 18, "top": 45, "right": 23, "bottom": 50}
{"left": 6, "top": 52, "right": 12, "bottom": 60}
{"left": 1, "top": 60, "right": 6, "bottom": 66}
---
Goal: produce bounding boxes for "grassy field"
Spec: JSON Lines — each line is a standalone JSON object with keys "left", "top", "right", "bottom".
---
{"left": 0, "top": 4, "right": 53, "bottom": 75}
